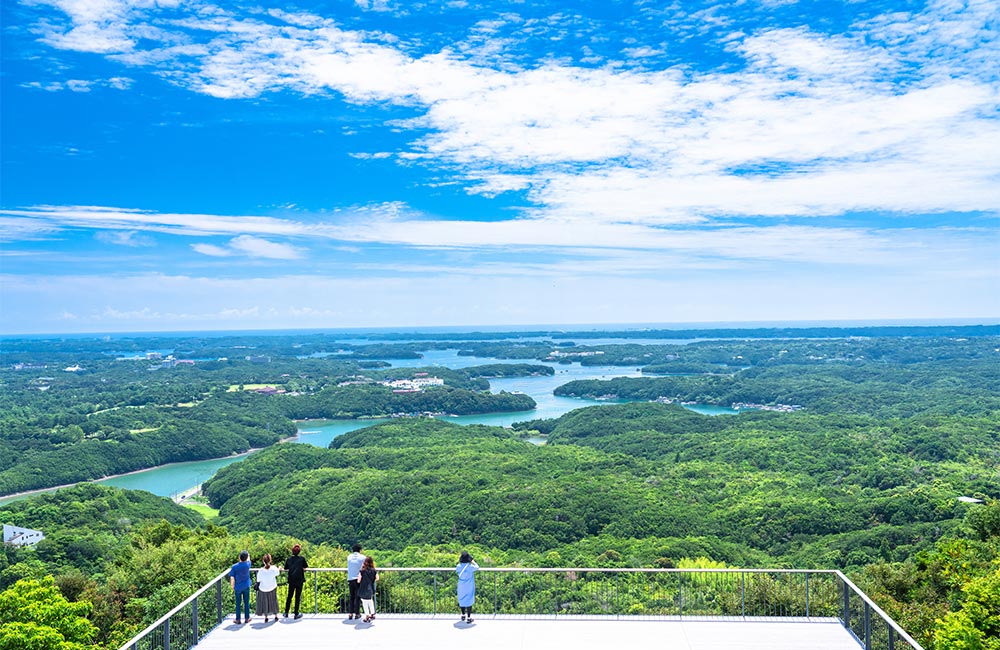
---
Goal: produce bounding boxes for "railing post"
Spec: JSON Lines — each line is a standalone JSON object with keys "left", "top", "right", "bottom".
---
{"left": 615, "top": 572, "right": 620, "bottom": 618}
{"left": 192, "top": 595, "right": 199, "bottom": 644}
{"left": 163, "top": 619, "right": 170, "bottom": 650}
{"left": 216, "top": 581, "right": 222, "bottom": 626}
{"left": 864, "top": 602, "right": 872, "bottom": 649}
{"left": 314, "top": 570, "right": 318, "bottom": 615}
{"left": 888, "top": 628, "right": 896, "bottom": 650}
{"left": 842, "top": 578, "right": 850, "bottom": 630}
{"left": 493, "top": 572, "right": 498, "bottom": 617}
{"left": 740, "top": 572, "right": 745, "bottom": 617}
{"left": 433, "top": 573, "right": 437, "bottom": 615}
{"left": 678, "top": 572, "right": 683, "bottom": 618}
{"left": 805, "top": 573, "right": 810, "bottom": 618}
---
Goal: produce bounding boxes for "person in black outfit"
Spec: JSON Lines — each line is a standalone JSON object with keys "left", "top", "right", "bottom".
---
{"left": 284, "top": 543, "right": 308, "bottom": 619}
{"left": 357, "top": 556, "right": 378, "bottom": 622}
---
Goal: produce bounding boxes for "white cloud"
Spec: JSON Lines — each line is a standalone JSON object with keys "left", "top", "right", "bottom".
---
{"left": 20, "top": 76, "right": 135, "bottom": 92}
{"left": 95, "top": 230, "right": 154, "bottom": 247}
{"left": 5, "top": 205, "right": 997, "bottom": 275}
{"left": 21, "top": 0, "right": 1000, "bottom": 225}
{"left": 228, "top": 235, "right": 302, "bottom": 259}
{"left": 191, "top": 243, "right": 232, "bottom": 256}
{"left": 190, "top": 236, "right": 302, "bottom": 259}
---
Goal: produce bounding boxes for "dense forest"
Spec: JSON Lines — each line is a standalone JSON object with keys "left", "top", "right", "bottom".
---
{"left": 0, "top": 342, "right": 545, "bottom": 494}
{"left": 2, "top": 328, "right": 999, "bottom": 649}
{"left": 203, "top": 411, "right": 995, "bottom": 564}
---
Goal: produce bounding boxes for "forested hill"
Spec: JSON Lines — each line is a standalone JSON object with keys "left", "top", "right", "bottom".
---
{"left": 0, "top": 484, "right": 202, "bottom": 578}
{"left": 204, "top": 408, "right": 999, "bottom": 568}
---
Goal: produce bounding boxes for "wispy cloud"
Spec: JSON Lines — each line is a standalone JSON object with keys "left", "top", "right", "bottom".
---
{"left": 95, "top": 230, "right": 154, "bottom": 247}
{"left": 228, "top": 235, "right": 302, "bottom": 259}
{"left": 20, "top": 76, "right": 133, "bottom": 92}
{"left": 4, "top": 204, "right": 996, "bottom": 274}
{"left": 3, "top": 267, "right": 996, "bottom": 334}
{"left": 191, "top": 235, "right": 302, "bottom": 259}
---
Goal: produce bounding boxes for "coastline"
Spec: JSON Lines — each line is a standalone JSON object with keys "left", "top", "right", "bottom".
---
{"left": 0, "top": 448, "right": 261, "bottom": 506}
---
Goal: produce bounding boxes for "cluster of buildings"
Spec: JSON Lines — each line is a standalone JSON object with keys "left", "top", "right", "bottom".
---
{"left": 337, "top": 372, "right": 446, "bottom": 393}
{"left": 732, "top": 402, "right": 804, "bottom": 412}
{"left": 11, "top": 362, "right": 47, "bottom": 371}
{"left": 547, "top": 350, "right": 605, "bottom": 359}
{"left": 382, "top": 375, "right": 445, "bottom": 393}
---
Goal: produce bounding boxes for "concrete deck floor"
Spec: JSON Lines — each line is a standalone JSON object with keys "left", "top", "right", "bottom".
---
{"left": 194, "top": 614, "right": 863, "bottom": 650}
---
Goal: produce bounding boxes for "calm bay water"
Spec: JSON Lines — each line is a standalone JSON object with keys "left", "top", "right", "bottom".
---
{"left": 0, "top": 350, "right": 737, "bottom": 505}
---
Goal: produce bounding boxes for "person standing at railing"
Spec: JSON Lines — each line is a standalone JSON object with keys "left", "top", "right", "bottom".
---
{"left": 357, "top": 556, "right": 379, "bottom": 623}
{"left": 256, "top": 553, "right": 281, "bottom": 623}
{"left": 346, "top": 543, "right": 365, "bottom": 620}
{"left": 228, "top": 550, "right": 252, "bottom": 624}
{"left": 456, "top": 551, "right": 479, "bottom": 624}
{"left": 283, "top": 543, "right": 307, "bottom": 619}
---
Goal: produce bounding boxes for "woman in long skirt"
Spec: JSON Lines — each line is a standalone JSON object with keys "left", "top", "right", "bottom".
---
{"left": 456, "top": 551, "right": 479, "bottom": 623}
{"left": 255, "top": 553, "right": 281, "bottom": 623}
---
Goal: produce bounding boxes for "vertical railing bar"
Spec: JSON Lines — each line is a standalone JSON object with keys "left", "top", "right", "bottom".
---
{"left": 864, "top": 602, "right": 872, "bottom": 649}
{"left": 313, "top": 570, "right": 318, "bottom": 615}
{"left": 678, "top": 571, "right": 683, "bottom": 618}
{"left": 215, "top": 580, "right": 222, "bottom": 626}
{"left": 552, "top": 571, "right": 556, "bottom": 617}
{"left": 163, "top": 619, "right": 170, "bottom": 650}
{"left": 615, "top": 572, "right": 620, "bottom": 620}
{"left": 741, "top": 571, "right": 745, "bottom": 618}
{"left": 493, "top": 571, "right": 497, "bottom": 617}
{"left": 806, "top": 573, "right": 810, "bottom": 619}
{"left": 192, "top": 595, "right": 199, "bottom": 644}
{"left": 433, "top": 573, "right": 437, "bottom": 616}
{"left": 842, "top": 577, "right": 850, "bottom": 630}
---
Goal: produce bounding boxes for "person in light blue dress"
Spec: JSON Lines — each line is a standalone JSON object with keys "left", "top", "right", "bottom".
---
{"left": 456, "top": 551, "right": 479, "bottom": 623}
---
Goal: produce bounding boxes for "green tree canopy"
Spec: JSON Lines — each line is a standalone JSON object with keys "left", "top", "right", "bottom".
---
{"left": 0, "top": 576, "right": 98, "bottom": 650}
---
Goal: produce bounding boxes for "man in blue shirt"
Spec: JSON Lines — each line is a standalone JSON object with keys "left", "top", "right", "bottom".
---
{"left": 346, "top": 544, "right": 366, "bottom": 620}
{"left": 228, "top": 550, "right": 252, "bottom": 624}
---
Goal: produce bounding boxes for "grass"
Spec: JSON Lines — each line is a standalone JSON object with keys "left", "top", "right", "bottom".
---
{"left": 227, "top": 384, "right": 278, "bottom": 392}
{"left": 182, "top": 496, "right": 220, "bottom": 521}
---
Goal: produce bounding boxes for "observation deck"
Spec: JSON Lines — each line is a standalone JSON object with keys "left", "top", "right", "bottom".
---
{"left": 193, "top": 614, "right": 860, "bottom": 650}
{"left": 122, "top": 568, "right": 923, "bottom": 650}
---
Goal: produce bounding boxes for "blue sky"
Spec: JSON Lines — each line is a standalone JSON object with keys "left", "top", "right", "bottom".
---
{"left": 1, "top": 0, "right": 998, "bottom": 334}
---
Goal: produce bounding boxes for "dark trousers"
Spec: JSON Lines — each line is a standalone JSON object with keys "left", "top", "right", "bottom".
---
{"left": 348, "top": 579, "right": 361, "bottom": 616}
{"left": 234, "top": 588, "right": 250, "bottom": 621}
{"left": 285, "top": 581, "right": 303, "bottom": 615}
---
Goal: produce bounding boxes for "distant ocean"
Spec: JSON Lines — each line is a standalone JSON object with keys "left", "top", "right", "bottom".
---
{"left": 2, "top": 317, "right": 997, "bottom": 340}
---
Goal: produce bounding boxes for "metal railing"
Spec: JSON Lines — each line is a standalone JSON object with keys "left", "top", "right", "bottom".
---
{"left": 119, "top": 568, "right": 922, "bottom": 650}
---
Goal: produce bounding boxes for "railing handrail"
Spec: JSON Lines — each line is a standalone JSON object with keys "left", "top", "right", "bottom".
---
{"left": 835, "top": 570, "right": 923, "bottom": 648}
{"left": 300, "top": 567, "right": 840, "bottom": 574}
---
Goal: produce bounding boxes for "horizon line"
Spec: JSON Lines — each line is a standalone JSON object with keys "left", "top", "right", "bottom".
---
{"left": 3, "top": 317, "right": 998, "bottom": 340}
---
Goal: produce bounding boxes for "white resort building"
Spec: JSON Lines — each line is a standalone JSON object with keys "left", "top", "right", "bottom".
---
{"left": 3, "top": 523, "right": 45, "bottom": 547}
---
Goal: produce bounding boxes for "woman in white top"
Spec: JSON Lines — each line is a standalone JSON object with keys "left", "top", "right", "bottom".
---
{"left": 255, "top": 553, "right": 281, "bottom": 623}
